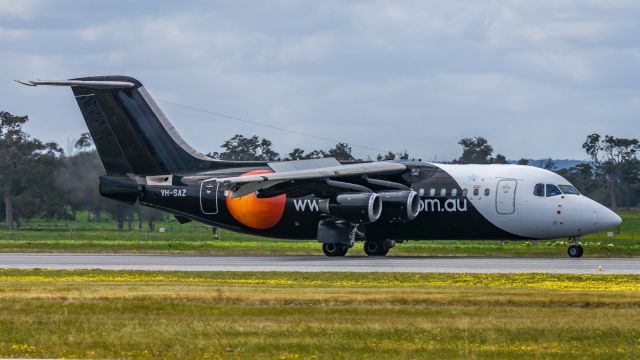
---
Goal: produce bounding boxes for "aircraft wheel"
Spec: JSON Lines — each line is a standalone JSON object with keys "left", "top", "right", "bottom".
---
{"left": 568, "top": 244, "right": 584, "bottom": 258}
{"left": 323, "top": 243, "right": 349, "bottom": 257}
{"left": 364, "top": 240, "right": 389, "bottom": 256}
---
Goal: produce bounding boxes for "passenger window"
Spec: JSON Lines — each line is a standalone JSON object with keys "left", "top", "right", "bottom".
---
{"left": 546, "top": 184, "right": 562, "bottom": 197}
{"left": 462, "top": 189, "right": 468, "bottom": 197}
{"left": 484, "top": 188, "right": 490, "bottom": 196}
{"left": 533, "top": 183, "right": 545, "bottom": 197}
{"left": 473, "top": 188, "right": 479, "bottom": 196}
{"left": 440, "top": 189, "right": 446, "bottom": 197}
{"left": 418, "top": 188, "right": 425, "bottom": 196}
{"left": 451, "top": 189, "right": 458, "bottom": 197}
{"left": 429, "top": 188, "right": 436, "bottom": 197}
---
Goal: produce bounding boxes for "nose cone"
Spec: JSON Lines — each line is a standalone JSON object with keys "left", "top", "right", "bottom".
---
{"left": 604, "top": 210, "right": 622, "bottom": 227}
{"left": 601, "top": 208, "right": 622, "bottom": 229}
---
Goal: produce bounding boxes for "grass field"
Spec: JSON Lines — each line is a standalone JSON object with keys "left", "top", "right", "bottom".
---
{"left": 0, "top": 211, "right": 639, "bottom": 257}
{"left": 0, "top": 269, "right": 638, "bottom": 359}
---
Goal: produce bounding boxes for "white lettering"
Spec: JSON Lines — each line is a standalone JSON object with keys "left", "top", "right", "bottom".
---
{"left": 293, "top": 199, "right": 319, "bottom": 212}
{"left": 159, "top": 188, "right": 187, "bottom": 197}
{"left": 457, "top": 198, "right": 467, "bottom": 212}
{"left": 418, "top": 198, "right": 468, "bottom": 212}
{"left": 444, "top": 199, "right": 457, "bottom": 212}
{"left": 423, "top": 199, "right": 441, "bottom": 212}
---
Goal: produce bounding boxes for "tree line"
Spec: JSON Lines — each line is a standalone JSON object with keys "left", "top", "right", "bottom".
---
{"left": 0, "top": 111, "right": 638, "bottom": 229}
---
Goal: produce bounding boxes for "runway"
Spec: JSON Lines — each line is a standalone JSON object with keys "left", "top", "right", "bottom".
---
{"left": 0, "top": 253, "right": 639, "bottom": 273}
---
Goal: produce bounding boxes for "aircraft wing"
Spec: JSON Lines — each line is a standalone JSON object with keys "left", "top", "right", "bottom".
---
{"left": 217, "top": 161, "right": 407, "bottom": 198}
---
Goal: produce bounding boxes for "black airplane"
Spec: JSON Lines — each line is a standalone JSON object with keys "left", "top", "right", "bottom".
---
{"left": 20, "top": 76, "right": 621, "bottom": 257}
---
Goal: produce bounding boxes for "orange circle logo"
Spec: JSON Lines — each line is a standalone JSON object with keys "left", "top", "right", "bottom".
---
{"left": 226, "top": 170, "right": 286, "bottom": 229}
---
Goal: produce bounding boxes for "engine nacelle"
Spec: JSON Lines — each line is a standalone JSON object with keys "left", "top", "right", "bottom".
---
{"left": 319, "top": 193, "right": 382, "bottom": 224}
{"left": 379, "top": 190, "right": 420, "bottom": 222}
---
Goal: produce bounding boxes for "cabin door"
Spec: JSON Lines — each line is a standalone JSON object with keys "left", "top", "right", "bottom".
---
{"left": 496, "top": 180, "right": 517, "bottom": 214}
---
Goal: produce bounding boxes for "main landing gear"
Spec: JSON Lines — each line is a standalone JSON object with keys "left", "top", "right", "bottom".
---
{"left": 567, "top": 237, "right": 584, "bottom": 258}
{"left": 317, "top": 220, "right": 354, "bottom": 257}
{"left": 322, "top": 243, "right": 349, "bottom": 257}
{"left": 364, "top": 239, "right": 395, "bottom": 256}
{"left": 317, "top": 220, "right": 401, "bottom": 257}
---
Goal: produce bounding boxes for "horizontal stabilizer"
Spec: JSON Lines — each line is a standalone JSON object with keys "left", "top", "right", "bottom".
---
{"left": 16, "top": 79, "right": 135, "bottom": 89}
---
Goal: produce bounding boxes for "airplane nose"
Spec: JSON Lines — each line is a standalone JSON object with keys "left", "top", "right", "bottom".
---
{"left": 600, "top": 208, "right": 622, "bottom": 229}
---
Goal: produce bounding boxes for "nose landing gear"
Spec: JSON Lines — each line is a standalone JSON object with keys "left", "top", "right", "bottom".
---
{"left": 567, "top": 237, "right": 583, "bottom": 258}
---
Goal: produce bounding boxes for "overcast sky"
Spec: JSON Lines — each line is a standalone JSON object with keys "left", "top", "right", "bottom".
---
{"left": 1, "top": 0, "right": 639, "bottom": 161}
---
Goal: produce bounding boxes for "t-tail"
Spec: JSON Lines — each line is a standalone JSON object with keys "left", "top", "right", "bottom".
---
{"left": 17, "top": 75, "right": 262, "bottom": 176}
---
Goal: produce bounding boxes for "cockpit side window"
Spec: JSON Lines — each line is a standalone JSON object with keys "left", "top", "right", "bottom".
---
{"left": 558, "top": 185, "right": 580, "bottom": 195}
{"left": 545, "top": 184, "right": 562, "bottom": 197}
{"left": 533, "top": 183, "right": 545, "bottom": 197}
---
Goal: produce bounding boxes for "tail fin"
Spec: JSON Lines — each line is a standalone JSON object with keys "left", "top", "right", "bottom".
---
{"left": 21, "top": 76, "right": 225, "bottom": 175}
{"left": 71, "top": 75, "right": 216, "bottom": 175}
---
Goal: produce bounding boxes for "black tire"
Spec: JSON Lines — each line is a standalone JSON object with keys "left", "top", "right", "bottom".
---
{"left": 322, "top": 243, "right": 348, "bottom": 257}
{"left": 568, "top": 244, "right": 584, "bottom": 258}
{"left": 364, "top": 240, "right": 389, "bottom": 256}
{"left": 364, "top": 240, "right": 379, "bottom": 256}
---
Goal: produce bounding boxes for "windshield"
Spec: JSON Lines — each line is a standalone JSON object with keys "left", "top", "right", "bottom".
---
{"left": 558, "top": 185, "right": 580, "bottom": 195}
{"left": 545, "top": 184, "right": 562, "bottom": 197}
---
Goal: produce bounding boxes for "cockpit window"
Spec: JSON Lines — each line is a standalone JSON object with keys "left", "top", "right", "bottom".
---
{"left": 533, "top": 183, "right": 544, "bottom": 197}
{"left": 559, "top": 185, "right": 580, "bottom": 195}
{"left": 545, "top": 184, "right": 562, "bottom": 197}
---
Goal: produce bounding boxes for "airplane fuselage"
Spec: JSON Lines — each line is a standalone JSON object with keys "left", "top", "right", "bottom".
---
{"left": 138, "top": 162, "right": 621, "bottom": 242}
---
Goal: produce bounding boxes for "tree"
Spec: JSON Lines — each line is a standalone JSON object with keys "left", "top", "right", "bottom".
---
{"left": 74, "top": 132, "right": 93, "bottom": 150}
{"left": 0, "top": 112, "right": 63, "bottom": 228}
{"left": 326, "top": 142, "right": 355, "bottom": 161}
{"left": 456, "top": 137, "right": 494, "bottom": 164}
{"left": 556, "top": 163, "right": 606, "bottom": 203}
{"left": 493, "top": 154, "right": 507, "bottom": 164}
{"left": 583, "top": 134, "right": 640, "bottom": 209}
{"left": 517, "top": 158, "right": 529, "bottom": 165}
{"left": 138, "top": 205, "right": 164, "bottom": 231}
{"left": 209, "top": 134, "right": 279, "bottom": 161}
{"left": 57, "top": 145, "right": 108, "bottom": 222}
{"left": 377, "top": 151, "right": 397, "bottom": 161}
{"left": 542, "top": 158, "right": 555, "bottom": 170}
{"left": 376, "top": 150, "right": 410, "bottom": 161}
{"left": 286, "top": 148, "right": 325, "bottom": 160}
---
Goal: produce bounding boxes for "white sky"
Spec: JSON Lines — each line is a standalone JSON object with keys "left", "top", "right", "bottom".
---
{"left": 1, "top": 0, "right": 639, "bottom": 160}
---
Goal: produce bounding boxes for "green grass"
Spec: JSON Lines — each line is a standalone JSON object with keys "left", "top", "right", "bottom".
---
{"left": 0, "top": 211, "right": 639, "bottom": 257}
{"left": 0, "top": 269, "right": 639, "bottom": 359}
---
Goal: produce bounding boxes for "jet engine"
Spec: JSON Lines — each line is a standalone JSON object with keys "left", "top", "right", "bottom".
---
{"left": 319, "top": 193, "right": 382, "bottom": 224}
{"left": 378, "top": 190, "right": 421, "bottom": 222}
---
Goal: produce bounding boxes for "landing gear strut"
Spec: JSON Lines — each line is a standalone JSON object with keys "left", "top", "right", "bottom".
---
{"left": 567, "top": 237, "right": 583, "bottom": 258}
{"left": 322, "top": 243, "right": 349, "bottom": 257}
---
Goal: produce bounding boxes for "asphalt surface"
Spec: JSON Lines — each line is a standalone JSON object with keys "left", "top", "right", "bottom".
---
{"left": 0, "top": 253, "right": 639, "bottom": 273}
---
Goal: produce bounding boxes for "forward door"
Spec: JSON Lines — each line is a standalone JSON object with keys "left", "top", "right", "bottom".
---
{"left": 496, "top": 180, "right": 517, "bottom": 214}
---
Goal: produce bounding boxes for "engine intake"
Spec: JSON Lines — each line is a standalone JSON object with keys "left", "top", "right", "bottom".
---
{"left": 379, "top": 190, "right": 420, "bottom": 222}
{"left": 319, "top": 193, "right": 382, "bottom": 224}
